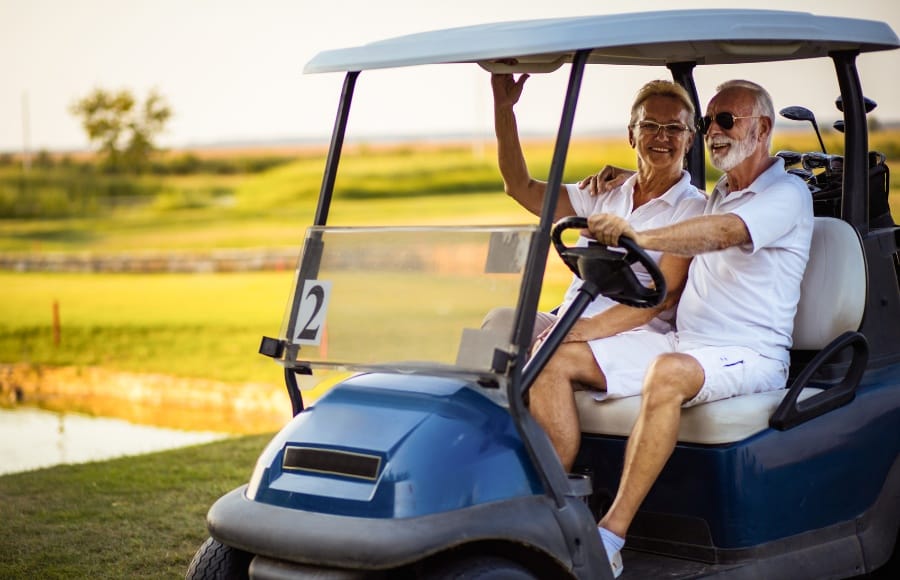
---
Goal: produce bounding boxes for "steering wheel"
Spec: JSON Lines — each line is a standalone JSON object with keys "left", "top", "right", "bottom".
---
{"left": 551, "top": 216, "right": 666, "bottom": 308}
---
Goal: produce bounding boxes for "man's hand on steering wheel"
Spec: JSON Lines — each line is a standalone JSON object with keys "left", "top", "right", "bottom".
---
{"left": 587, "top": 213, "right": 641, "bottom": 247}
{"left": 551, "top": 216, "right": 666, "bottom": 309}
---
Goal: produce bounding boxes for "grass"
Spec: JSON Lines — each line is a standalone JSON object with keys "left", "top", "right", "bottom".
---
{"left": 0, "top": 271, "right": 293, "bottom": 384}
{"left": 0, "top": 433, "right": 271, "bottom": 578}
{"left": 0, "top": 266, "right": 572, "bottom": 386}
{"left": 1, "top": 132, "right": 898, "bottom": 384}
{"left": 2, "top": 131, "right": 898, "bottom": 386}
{"left": 0, "top": 137, "right": 637, "bottom": 253}
{"left": 1, "top": 133, "right": 899, "bottom": 578}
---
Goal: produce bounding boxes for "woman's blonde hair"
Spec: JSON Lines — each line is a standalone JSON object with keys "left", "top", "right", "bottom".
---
{"left": 629, "top": 80, "right": 695, "bottom": 127}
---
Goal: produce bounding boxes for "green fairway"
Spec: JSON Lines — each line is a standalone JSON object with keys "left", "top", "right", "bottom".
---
{"left": 0, "top": 434, "right": 271, "bottom": 578}
{"left": 0, "top": 271, "right": 293, "bottom": 384}
{"left": 1, "top": 132, "right": 898, "bottom": 387}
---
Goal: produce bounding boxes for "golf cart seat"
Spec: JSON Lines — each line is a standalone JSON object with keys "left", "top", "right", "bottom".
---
{"left": 575, "top": 216, "right": 868, "bottom": 444}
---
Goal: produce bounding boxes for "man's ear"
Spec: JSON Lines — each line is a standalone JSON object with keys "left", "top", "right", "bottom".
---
{"left": 759, "top": 116, "right": 773, "bottom": 142}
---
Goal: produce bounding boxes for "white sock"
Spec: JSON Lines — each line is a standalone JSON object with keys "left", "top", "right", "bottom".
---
{"left": 598, "top": 526, "right": 625, "bottom": 556}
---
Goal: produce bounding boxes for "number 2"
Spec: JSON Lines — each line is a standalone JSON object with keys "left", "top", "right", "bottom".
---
{"left": 293, "top": 280, "right": 331, "bottom": 345}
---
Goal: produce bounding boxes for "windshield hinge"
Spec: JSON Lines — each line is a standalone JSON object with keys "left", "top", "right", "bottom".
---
{"left": 259, "top": 336, "right": 286, "bottom": 359}
{"left": 491, "top": 347, "right": 517, "bottom": 374}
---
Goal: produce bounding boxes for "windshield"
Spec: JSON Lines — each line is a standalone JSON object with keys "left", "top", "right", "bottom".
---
{"left": 278, "top": 225, "right": 537, "bottom": 380}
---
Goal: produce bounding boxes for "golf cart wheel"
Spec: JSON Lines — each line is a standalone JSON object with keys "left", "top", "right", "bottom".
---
{"left": 427, "top": 556, "right": 537, "bottom": 579}
{"left": 185, "top": 537, "right": 252, "bottom": 580}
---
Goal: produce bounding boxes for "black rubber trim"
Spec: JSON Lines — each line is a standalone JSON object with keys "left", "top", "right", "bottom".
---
{"left": 208, "top": 488, "right": 576, "bottom": 572}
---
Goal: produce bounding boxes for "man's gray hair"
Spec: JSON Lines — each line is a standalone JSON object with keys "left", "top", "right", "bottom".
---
{"left": 716, "top": 79, "right": 775, "bottom": 149}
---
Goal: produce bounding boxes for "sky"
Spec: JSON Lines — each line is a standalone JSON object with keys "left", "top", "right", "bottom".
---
{"left": 2, "top": 0, "right": 900, "bottom": 154}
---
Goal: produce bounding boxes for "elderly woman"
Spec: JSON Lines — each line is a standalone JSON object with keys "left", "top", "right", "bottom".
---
{"left": 486, "top": 73, "right": 708, "bottom": 579}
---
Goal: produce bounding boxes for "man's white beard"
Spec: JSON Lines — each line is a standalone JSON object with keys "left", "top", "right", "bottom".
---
{"left": 708, "top": 130, "right": 757, "bottom": 172}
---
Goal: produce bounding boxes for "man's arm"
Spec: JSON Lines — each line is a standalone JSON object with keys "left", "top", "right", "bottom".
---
{"left": 588, "top": 213, "right": 751, "bottom": 257}
{"left": 493, "top": 73, "right": 573, "bottom": 220}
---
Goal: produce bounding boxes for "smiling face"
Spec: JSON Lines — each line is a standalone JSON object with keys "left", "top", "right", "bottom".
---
{"left": 629, "top": 95, "right": 695, "bottom": 173}
{"left": 704, "top": 87, "right": 766, "bottom": 172}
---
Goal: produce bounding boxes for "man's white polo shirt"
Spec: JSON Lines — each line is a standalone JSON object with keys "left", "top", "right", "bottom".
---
{"left": 676, "top": 157, "right": 813, "bottom": 363}
{"left": 560, "top": 171, "right": 706, "bottom": 332}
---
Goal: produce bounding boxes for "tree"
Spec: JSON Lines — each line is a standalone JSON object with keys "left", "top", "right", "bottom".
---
{"left": 70, "top": 88, "right": 172, "bottom": 172}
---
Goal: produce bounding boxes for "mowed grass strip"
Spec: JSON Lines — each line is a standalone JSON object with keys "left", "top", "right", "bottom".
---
{"left": 0, "top": 267, "right": 572, "bottom": 385}
{"left": 2, "top": 132, "right": 899, "bottom": 253}
{"left": 0, "top": 271, "right": 293, "bottom": 384}
{"left": 0, "top": 434, "right": 271, "bottom": 579}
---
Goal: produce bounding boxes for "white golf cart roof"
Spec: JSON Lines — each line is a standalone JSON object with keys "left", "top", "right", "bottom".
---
{"left": 304, "top": 9, "right": 899, "bottom": 74}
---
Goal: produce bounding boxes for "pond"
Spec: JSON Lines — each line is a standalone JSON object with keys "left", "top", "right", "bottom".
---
{"left": 0, "top": 406, "right": 229, "bottom": 476}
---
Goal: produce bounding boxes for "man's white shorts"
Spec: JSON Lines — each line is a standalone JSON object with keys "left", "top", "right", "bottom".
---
{"left": 588, "top": 330, "right": 789, "bottom": 406}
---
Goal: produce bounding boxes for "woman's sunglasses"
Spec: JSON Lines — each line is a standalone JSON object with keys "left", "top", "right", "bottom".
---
{"left": 698, "top": 112, "right": 762, "bottom": 134}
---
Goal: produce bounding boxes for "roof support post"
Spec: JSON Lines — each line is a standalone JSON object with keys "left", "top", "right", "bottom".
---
{"left": 831, "top": 52, "right": 867, "bottom": 233}
{"left": 668, "top": 61, "right": 706, "bottom": 191}
{"left": 314, "top": 71, "right": 360, "bottom": 226}
{"left": 509, "top": 50, "right": 590, "bottom": 510}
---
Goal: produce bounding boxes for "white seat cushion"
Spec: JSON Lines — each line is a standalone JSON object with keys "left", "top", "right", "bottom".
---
{"left": 575, "top": 388, "right": 823, "bottom": 445}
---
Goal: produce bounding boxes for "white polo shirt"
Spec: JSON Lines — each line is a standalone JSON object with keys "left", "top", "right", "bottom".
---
{"left": 676, "top": 157, "right": 813, "bottom": 363}
{"left": 559, "top": 171, "right": 706, "bottom": 333}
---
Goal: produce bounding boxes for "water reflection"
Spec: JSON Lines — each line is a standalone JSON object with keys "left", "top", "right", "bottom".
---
{"left": 0, "top": 407, "right": 229, "bottom": 476}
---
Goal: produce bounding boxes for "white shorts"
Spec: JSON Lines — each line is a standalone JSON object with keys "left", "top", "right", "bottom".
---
{"left": 682, "top": 345, "right": 788, "bottom": 407}
{"left": 588, "top": 331, "right": 788, "bottom": 406}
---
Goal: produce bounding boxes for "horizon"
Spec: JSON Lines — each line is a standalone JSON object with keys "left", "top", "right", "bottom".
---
{"left": 3, "top": 0, "right": 899, "bottom": 155}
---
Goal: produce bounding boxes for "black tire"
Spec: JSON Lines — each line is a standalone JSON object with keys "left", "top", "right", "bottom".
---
{"left": 427, "top": 556, "right": 537, "bottom": 580}
{"left": 185, "top": 537, "right": 252, "bottom": 580}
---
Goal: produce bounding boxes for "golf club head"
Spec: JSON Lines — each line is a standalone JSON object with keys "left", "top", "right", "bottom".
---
{"left": 779, "top": 106, "right": 816, "bottom": 123}
{"left": 829, "top": 155, "right": 844, "bottom": 173}
{"left": 802, "top": 152, "right": 843, "bottom": 173}
{"left": 776, "top": 150, "right": 803, "bottom": 166}
{"left": 833, "top": 120, "right": 845, "bottom": 133}
{"left": 835, "top": 95, "right": 878, "bottom": 114}
{"left": 780, "top": 105, "right": 826, "bottom": 153}
{"left": 788, "top": 168, "right": 814, "bottom": 182}
{"left": 802, "top": 152, "right": 830, "bottom": 171}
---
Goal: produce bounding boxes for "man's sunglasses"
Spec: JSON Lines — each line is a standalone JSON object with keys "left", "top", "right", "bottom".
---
{"left": 698, "top": 112, "right": 762, "bottom": 134}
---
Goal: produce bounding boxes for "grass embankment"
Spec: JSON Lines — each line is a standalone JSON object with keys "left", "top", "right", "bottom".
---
{"left": 0, "top": 433, "right": 270, "bottom": 578}
{"left": 2, "top": 133, "right": 899, "bottom": 399}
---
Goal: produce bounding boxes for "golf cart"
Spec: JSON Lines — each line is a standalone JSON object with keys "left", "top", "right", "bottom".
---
{"left": 187, "top": 10, "right": 900, "bottom": 579}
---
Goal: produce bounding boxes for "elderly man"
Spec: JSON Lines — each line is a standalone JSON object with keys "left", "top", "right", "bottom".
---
{"left": 580, "top": 79, "right": 813, "bottom": 577}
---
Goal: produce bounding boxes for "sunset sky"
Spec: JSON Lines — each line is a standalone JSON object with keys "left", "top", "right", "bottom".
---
{"left": 2, "top": 0, "right": 899, "bottom": 153}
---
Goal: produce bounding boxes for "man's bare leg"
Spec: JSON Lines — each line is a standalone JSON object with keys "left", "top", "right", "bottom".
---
{"left": 528, "top": 341, "right": 607, "bottom": 471}
{"left": 599, "top": 353, "right": 704, "bottom": 537}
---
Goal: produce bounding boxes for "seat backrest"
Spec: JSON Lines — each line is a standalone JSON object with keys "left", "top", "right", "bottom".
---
{"left": 791, "top": 217, "right": 867, "bottom": 350}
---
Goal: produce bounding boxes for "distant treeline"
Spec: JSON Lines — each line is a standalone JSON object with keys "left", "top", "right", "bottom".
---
{"left": 0, "top": 151, "right": 295, "bottom": 176}
{"left": 0, "top": 152, "right": 297, "bottom": 219}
